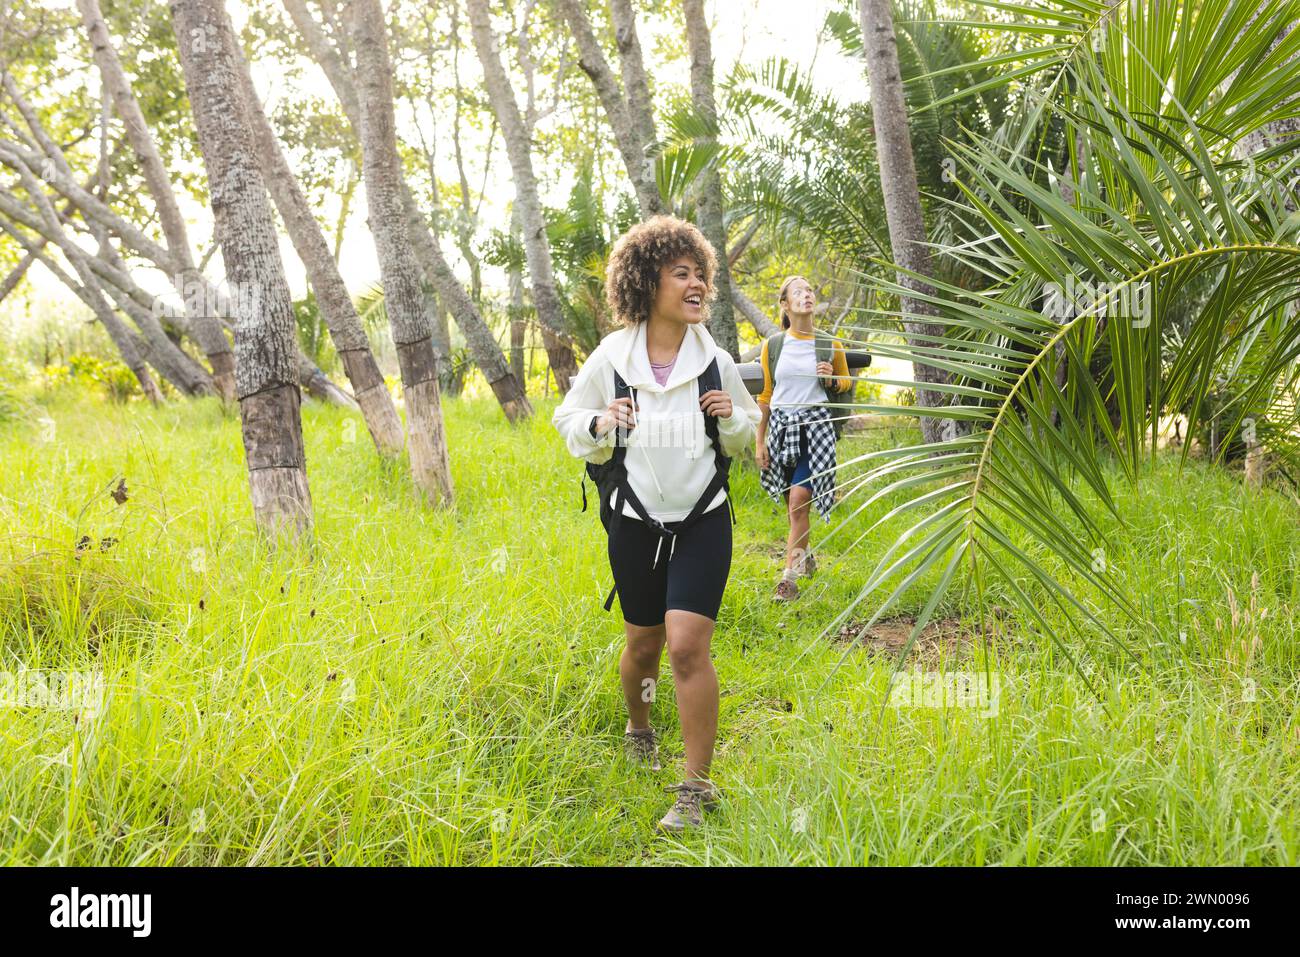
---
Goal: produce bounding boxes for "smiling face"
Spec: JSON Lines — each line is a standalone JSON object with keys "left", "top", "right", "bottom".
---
{"left": 781, "top": 277, "right": 816, "bottom": 318}
{"left": 653, "top": 255, "right": 710, "bottom": 325}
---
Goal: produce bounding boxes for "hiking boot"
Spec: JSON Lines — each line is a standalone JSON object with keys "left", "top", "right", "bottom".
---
{"left": 657, "top": 781, "right": 720, "bottom": 833}
{"left": 793, "top": 548, "right": 816, "bottom": 579}
{"left": 624, "top": 727, "right": 661, "bottom": 772}
{"left": 773, "top": 574, "right": 799, "bottom": 602}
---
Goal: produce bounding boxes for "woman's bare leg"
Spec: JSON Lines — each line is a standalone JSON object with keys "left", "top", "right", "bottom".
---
{"left": 665, "top": 609, "right": 718, "bottom": 782}
{"left": 785, "top": 485, "right": 813, "bottom": 569}
{"left": 620, "top": 621, "right": 666, "bottom": 731}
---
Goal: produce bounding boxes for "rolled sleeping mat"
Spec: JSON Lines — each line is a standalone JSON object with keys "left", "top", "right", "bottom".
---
{"left": 568, "top": 350, "right": 871, "bottom": 396}
{"left": 735, "top": 349, "right": 871, "bottom": 396}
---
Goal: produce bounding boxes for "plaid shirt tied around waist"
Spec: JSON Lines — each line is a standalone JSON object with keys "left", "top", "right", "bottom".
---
{"left": 760, "top": 405, "right": 837, "bottom": 522}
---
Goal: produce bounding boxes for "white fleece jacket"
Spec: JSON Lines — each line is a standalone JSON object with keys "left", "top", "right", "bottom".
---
{"left": 553, "top": 322, "right": 761, "bottom": 522}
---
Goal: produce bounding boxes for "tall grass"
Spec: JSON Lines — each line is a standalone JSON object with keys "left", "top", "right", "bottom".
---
{"left": 0, "top": 388, "right": 1296, "bottom": 864}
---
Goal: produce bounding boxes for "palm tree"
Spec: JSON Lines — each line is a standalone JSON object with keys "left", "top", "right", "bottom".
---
{"left": 818, "top": 0, "right": 1300, "bottom": 670}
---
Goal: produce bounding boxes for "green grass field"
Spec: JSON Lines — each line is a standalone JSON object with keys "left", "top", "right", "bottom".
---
{"left": 1, "top": 388, "right": 1297, "bottom": 865}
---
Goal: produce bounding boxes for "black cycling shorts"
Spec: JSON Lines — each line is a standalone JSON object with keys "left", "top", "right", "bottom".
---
{"left": 606, "top": 502, "right": 733, "bottom": 627}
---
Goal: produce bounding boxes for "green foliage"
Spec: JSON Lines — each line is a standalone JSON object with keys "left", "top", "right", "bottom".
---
{"left": 544, "top": 167, "right": 641, "bottom": 355}
{"left": 0, "top": 348, "right": 30, "bottom": 424}
{"left": 47, "top": 353, "right": 141, "bottom": 403}
{"left": 829, "top": 0, "right": 1300, "bottom": 677}
{"left": 294, "top": 293, "right": 337, "bottom": 374}
{"left": 482, "top": 166, "right": 640, "bottom": 357}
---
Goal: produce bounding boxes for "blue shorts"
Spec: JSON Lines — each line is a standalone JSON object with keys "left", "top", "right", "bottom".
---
{"left": 787, "top": 432, "right": 813, "bottom": 491}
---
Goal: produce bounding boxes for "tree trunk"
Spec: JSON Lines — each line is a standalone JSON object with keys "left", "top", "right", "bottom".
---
{"left": 682, "top": 0, "right": 738, "bottom": 357}
{"left": 227, "top": 16, "right": 403, "bottom": 456}
{"left": 295, "top": 350, "right": 359, "bottom": 408}
{"left": 508, "top": 206, "right": 527, "bottom": 386}
{"left": 557, "top": 0, "right": 662, "bottom": 217}
{"left": 0, "top": 73, "right": 209, "bottom": 396}
{"left": 346, "top": 0, "right": 452, "bottom": 506}
{"left": 0, "top": 250, "right": 36, "bottom": 305}
{"left": 858, "top": 0, "right": 954, "bottom": 444}
{"left": 466, "top": 0, "right": 576, "bottom": 392}
{"left": 410, "top": 99, "right": 455, "bottom": 383}
{"left": 72, "top": 0, "right": 236, "bottom": 400}
{"left": 169, "top": 0, "right": 313, "bottom": 538}
{"left": 94, "top": 239, "right": 216, "bottom": 394}
{"left": 610, "top": 0, "right": 658, "bottom": 175}
{"left": 395, "top": 172, "right": 531, "bottom": 419}
{"left": 732, "top": 286, "right": 782, "bottom": 337}
{"left": 279, "top": 0, "right": 531, "bottom": 423}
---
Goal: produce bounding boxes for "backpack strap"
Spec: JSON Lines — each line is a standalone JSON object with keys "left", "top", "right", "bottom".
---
{"left": 579, "top": 368, "right": 631, "bottom": 513}
{"left": 602, "top": 367, "right": 660, "bottom": 611}
{"left": 697, "top": 355, "right": 723, "bottom": 449}
{"left": 814, "top": 333, "right": 832, "bottom": 366}
{"left": 815, "top": 332, "right": 836, "bottom": 395}
{"left": 765, "top": 331, "right": 785, "bottom": 390}
{"left": 695, "top": 356, "right": 735, "bottom": 524}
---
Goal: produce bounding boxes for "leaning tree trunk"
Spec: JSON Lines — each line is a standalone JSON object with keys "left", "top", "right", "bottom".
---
{"left": 226, "top": 17, "right": 403, "bottom": 456}
{"left": 858, "top": 0, "right": 954, "bottom": 444}
{"left": 279, "top": 0, "right": 531, "bottom": 424}
{"left": 346, "top": 0, "right": 452, "bottom": 505}
{"left": 92, "top": 234, "right": 216, "bottom": 395}
{"left": 466, "top": 0, "right": 577, "bottom": 392}
{"left": 0, "top": 250, "right": 36, "bottom": 305}
{"left": 73, "top": 0, "right": 236, "bottom": 400}
{"left": 682, "top": 0, "right": 738, "bottom": 357}
{"left": 733, "top": 287, "right": 782, "bottom": 337}
{"left": 0, "top": 191, "right": 202, "bottom": 395}
{"left": 0, "top": 78, "right": 215, "bottom": 396}
{"left": 557, "top": 0, "right": 661, "bottom": 217}
{"left": 169, "top": 0, "right": 313, "bottom": 538}
{"left": 0, "top": 194, "right": 161, "bottom": 403}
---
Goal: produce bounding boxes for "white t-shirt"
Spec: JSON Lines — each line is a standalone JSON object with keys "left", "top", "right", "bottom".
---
{"left": 769, "top": 333, "right": 825, "bottom": 409}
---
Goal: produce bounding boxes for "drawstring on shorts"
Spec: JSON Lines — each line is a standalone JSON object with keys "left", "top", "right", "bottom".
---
{"left": 650, "top": 527, "right": 678, "bottom": 569}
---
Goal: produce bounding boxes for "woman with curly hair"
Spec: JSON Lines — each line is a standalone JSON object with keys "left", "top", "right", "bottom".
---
{"left": 553, "top": 215, "right": 760, "bottom": 832}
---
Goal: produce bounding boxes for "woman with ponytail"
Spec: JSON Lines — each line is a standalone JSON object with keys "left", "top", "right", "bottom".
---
{"left": 754, "top": 276, "right": 852, "bottom": 602}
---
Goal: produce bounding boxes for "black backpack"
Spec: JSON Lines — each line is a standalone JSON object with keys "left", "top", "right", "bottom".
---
{"left": 766, "top": 331, "right": 853, "bottom": 438}
{"left": 580, "top": 357, "right": 734, "bottom": 612}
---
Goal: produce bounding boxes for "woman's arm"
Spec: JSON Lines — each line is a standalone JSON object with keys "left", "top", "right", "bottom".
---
{"left": 831, "top": 339, "right": 852, "bottom": 393}
{"left": 755, "top": 335, "right": 773, "bottom": 465}
{"left": 550, "top": 348, "right": 614, "bottom": 463}
{"left": 714, "top": 350, "right": 761, "bottom": 457}
{"left": 755, "top": 403, "right": 771, "bottom": 468}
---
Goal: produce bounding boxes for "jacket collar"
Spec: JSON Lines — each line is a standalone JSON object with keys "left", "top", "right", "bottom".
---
{"left": 606, "top": 321, "right": 717, "bottom": 392}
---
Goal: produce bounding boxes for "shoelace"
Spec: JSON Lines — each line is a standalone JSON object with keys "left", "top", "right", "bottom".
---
{"left": 663, "top": 783, "right": 713, "bottom": 807}
{"left": 626, "top": 728, "right": 657, "bottom": 758}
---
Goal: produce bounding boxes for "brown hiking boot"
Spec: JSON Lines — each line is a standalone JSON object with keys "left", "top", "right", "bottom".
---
{"left": 773, "top": 574, "right": 799, "bottom": 602}
{"left": 657, "top": 781, "right": 720, "bottom": 832}
{"left": 624, "top": 727, "right": 661, "bottom": 772}
{"left": 793, "top": 548, "right": 817, "bottom": 579}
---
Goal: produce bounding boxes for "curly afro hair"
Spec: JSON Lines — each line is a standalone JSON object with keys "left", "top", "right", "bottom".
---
{"left": 604, "top": 215, "right": 718, "bottom": 326}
